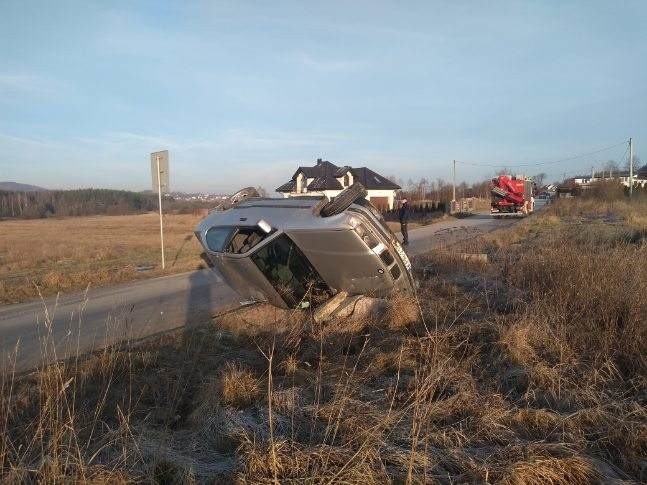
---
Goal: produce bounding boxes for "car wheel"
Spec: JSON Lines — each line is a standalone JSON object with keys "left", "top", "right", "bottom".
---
{"left": 229, "top": 187, "right": 260, "bottom": 206}
{"left": 320, "top": 183, "right": 368, "bottom": 217}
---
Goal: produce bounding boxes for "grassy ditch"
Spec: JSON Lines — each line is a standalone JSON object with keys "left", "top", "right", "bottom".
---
{"left": 0, "top": 197, "right": 645, "bottom": 483}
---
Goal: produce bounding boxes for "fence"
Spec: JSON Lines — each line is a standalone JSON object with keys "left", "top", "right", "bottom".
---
{"left": 450, "top": 197, "right": 476, "bottom": 214}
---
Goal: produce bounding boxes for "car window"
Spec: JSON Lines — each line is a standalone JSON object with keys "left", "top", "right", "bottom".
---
{"left": 205, "top": 226, "right": 270, "bottom": 254}
{"left": 227, "top": 227, "right": 267, "bottom": 254}
{"left": 205, "top": 227, "right": 233, "bottom": 252}
{"left": 251, "top": 234, "right": 330, "bottom": 308}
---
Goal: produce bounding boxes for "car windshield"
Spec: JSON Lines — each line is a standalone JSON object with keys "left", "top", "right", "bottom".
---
{"left": 251, "top": 234, "right": 330, "bottom": 308}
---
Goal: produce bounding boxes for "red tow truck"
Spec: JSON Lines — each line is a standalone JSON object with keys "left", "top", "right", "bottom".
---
{"left": 490, "top": 175, "right": 535, "bottom": 218}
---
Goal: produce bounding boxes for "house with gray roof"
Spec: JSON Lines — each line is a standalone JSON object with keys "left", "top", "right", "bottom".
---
{"left": 276, "top": 158, "right": 401, "bottom": 210}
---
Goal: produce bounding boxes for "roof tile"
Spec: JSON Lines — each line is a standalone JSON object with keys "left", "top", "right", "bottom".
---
{"left": 283, "top": 159, "right": 401, "bottom": 191}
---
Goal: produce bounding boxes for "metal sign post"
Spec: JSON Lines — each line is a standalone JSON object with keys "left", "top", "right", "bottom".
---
{"left": 452, "top": 160, "right": 456, "bottom": 202}
{"left": 629, "top": 137, "right": 633, "bottom": 197}
{"left": 150, "top": 150, "right": 169, "bottom": 269}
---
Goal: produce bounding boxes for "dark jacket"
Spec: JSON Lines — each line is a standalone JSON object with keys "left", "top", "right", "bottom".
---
{"left": 398, "top": 202, "right": 411, "bottom": 223}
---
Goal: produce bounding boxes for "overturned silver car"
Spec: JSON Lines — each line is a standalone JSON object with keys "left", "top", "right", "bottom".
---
{"left": 194, "top": 184, "right": 414, "bottom": 309}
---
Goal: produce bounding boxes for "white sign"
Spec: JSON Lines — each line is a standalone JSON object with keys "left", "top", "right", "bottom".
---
{"left": 150, "top": 150, "right": 170, "bottom": 193}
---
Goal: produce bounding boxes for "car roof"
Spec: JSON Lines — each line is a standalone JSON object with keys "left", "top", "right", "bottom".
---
{"left": 196, "top": 196, "right": 357, "bottom": 234}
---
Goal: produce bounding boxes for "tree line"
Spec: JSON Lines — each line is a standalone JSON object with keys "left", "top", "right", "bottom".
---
{"left": 385, "top": 176, "right": 492, "bottom": 202}
{"left": 0, "top": 189, "right": 212, "bottom": 219}
{"left": 382, "top": 200, "right": 449, "bottom": 217}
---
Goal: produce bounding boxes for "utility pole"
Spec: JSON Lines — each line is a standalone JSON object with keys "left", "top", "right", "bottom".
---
{"left": 452, "top": 160, "right": 456, "bottom": 202}
{"left": 156, "top": 154, "right": 166, "bottom": 269}
{"left": 629, "top": 137, "right": 633, "bottom": 197}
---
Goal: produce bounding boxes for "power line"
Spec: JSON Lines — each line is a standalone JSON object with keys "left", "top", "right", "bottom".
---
{"left": 616, "top": 144, "right": 629, "bottom": 166}
{"left": 557, "top": 145, "right": 629, "bottom": 179}
{"left": 586, "top": 146, "right": 629, "bottom": 174}
{"left": 588, "top": 145, "right": 629, "bottom": 175}
{"left": 455, "top": 140, "right": 628, "bottom": 168}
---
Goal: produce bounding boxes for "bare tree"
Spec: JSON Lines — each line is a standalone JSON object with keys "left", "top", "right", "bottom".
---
{"left": 418, "top": 177, "right": 429, "bottom": 200}
{"left": 602, "top": 160, "right": 619, "bottom": 176}
{"left": 533, "top": 173, "right": 547, "bottom": 186}
{"left": 625, "top": 154, "right": 640, "bottom": 171}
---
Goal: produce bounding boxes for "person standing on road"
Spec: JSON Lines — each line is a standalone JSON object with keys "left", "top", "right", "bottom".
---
{"left": 398, "top": 198, "right": 411, "bottom": 246}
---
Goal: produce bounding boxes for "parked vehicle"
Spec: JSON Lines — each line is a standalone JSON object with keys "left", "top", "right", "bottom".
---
{"left": 490, "top": 175, "right": 535, "bottom": 217}
{"left": 194, "top": 184, "right": 415, "bottom": 309}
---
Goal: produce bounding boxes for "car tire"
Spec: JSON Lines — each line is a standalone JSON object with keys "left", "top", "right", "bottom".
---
{"left": 229, "top": 187, "right": 260, "bottom": 206}
{"left": 320, "top": 183, "right": 368, "bottom": 217}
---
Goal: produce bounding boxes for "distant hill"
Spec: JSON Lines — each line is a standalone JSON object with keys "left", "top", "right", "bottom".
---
{"left": 0, "top": 181, "right": 48, "bottom": 192}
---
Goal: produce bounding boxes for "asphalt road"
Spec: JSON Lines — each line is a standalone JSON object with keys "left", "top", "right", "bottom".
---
{"left": 0, "top": 211, "right": 524, "bottom": 371}
{"left": 0, "top": 270, "right": 240, "bottom": 371}
{"left": 405, "top": 212, "right": 519, "bottom": 256}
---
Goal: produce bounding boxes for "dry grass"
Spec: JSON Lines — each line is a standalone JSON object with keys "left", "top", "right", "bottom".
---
{"left": 0, "top": 212, "right": 205, "bottom": 304}
{"left": 0, "top": 196, "right": 645, "bottom": 483}
{"left": 384, "top": 293, "right": 420, "bottom": 329}
{"left": 281, "top": 354, "right": 300, "bottom": 376}
{"left": 219, "top": 362, "right": 260, "bottom": 407}
{"left": 499, "top": 456, "right": 601, "bottom": 485}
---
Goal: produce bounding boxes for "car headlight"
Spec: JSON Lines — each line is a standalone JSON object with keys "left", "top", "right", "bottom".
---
{"left": 354, "top": 224, "right": 379, "bottom": 250}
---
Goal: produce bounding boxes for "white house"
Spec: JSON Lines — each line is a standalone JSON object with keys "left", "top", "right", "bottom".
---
{"left": 276, "top": 159, "right": 401, "bottom": 210}
{"left": 573, "top": 168, "right": 647, "bottom": 188}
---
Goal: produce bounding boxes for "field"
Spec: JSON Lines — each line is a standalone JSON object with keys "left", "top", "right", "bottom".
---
{"left": 1, "top": 197, "right": 646, "bottom": 482}
{"left": 0, "top": 213, "right": 206, "bottom": 304}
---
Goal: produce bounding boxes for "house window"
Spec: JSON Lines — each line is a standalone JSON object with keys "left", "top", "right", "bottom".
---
{"left": 343, "top": 174, "right": 349, "bottom": 187}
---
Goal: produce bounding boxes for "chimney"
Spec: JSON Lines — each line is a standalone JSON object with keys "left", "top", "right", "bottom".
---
{"left": 316, "top": 158, "right": 322, "bottom": 165}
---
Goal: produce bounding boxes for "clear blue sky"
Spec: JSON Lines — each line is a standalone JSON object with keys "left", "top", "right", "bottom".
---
{"left": 1, "top": 1, "right": 646, "bottom": 193}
